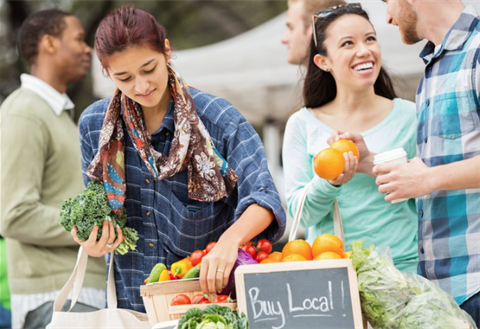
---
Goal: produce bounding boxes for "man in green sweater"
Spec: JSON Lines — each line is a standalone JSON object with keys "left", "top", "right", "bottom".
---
{"left": 0, "top": 9, "right": 106, "bottom": 328}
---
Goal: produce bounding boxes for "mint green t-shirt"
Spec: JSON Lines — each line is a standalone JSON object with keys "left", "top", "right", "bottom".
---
{"left": 282, "top": 98, "right": 418, "bottom": 272}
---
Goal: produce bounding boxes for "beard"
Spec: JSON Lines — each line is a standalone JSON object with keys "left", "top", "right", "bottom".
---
{"left": 398, "top": 0, "right": 421, "bottom": 44}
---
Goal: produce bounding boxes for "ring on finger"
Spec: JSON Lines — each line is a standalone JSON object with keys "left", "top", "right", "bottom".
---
{"left": 106, "top": 243, "right": 114, "bottom": 248}
{"left": 216, "top": 269, "right": 224, "bottom": 273}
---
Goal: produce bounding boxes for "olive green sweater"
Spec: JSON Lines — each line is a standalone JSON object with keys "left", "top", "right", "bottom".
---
{"left": 0, "top": 88, "right": 106, "bottom": 294}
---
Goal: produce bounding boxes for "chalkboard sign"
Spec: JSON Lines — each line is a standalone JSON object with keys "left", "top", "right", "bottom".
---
{"left": 235, "top": 259, "right": 363, "bottom": 329}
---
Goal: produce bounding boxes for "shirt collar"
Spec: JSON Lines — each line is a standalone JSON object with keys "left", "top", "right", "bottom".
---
{"left": 20, "top": 74, "right": 75, "bottom": 116}
{"left": 159, "top": 99, "right": 175, "bottom": 134}
{"left": 419, "top": 5, "right": 479, "bottom": 64}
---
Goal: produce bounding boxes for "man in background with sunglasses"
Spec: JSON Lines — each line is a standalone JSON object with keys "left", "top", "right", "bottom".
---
{"left": 373, "top": 1, "right": 480, "bottom": 325}
{"left": 281, "top": 0, "right": 345, "bottom": 66}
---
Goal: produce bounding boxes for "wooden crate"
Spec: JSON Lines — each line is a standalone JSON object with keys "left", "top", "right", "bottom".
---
{"left": 140, "top": 279, "right": 237, "bottom": 327}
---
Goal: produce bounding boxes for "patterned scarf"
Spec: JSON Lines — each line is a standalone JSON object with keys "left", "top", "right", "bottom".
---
{"left": 87, "top": 64, "right": 238, "bottom": 214}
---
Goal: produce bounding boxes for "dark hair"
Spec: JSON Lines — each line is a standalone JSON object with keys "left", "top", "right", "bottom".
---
{"left": 95, "top": 6, "right": 167, "bottom": 70}
{"left": 17, "top": 9, "right": 72, "bottom": 65}
{"left": 303, "top": 5, "right": 396, "bottom": 109}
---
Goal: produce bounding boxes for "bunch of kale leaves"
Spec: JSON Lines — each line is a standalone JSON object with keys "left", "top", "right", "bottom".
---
{"left": 60, "top": 181, "right": 138, "bottom": 255}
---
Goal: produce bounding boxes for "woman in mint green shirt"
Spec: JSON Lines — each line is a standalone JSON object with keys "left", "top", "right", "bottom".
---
{"left": 282, "top": 4, "right": 418, "bottom": 272}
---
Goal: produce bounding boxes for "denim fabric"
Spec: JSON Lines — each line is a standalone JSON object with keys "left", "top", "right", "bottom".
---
{"left": 79, "top": 88, "right": 286, "bottom": 312}
{"left": 460, "top": 290, "right": 479, "bottom": 327}
{"left": 0, "top": 304, "right": 10, "bottom": 329}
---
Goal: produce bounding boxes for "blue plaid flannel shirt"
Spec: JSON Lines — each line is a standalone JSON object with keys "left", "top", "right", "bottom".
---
{"left": 416, "top": 5, "right": 480, "bottom": 305}
{"left": 79, "top": 88, "right": 286, "bottom": 312}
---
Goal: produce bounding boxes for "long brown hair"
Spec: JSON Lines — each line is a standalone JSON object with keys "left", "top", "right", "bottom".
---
{"left": 303, "top": 4, "right": 396, "bottom": 109}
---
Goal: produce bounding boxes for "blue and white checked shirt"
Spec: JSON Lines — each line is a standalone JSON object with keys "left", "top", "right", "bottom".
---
{"left": 79, "top": 88, "right": 286, "bottom": 312}
{"left": 416, "top": 6, "right": 480, "bottom": 305}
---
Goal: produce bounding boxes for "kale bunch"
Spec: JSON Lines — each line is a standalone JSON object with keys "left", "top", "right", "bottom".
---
{"left": 60, "top": 181, "right": 138, "bottom": 255}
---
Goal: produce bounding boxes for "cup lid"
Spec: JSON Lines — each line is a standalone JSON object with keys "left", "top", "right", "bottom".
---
{"left": 373, "top": 147, "right": 407, "bottom": 164}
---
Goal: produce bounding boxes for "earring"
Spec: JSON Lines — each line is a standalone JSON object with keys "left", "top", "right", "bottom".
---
{"left": 324, "top": 68, "right": 330, "bottom": 72}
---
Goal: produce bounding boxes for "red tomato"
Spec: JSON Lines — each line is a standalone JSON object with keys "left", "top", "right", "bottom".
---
{"left": 190, "top": 250, "right": 206, "bottom": 266}
{"left": 241, "top": 244, "right": 257, "bottom": 258}
{"left": 170, "top": 294, "right": 191, "bottom": 306}
{"left": 256, "top": 239, "right": 272, "bottom": 254}
{"left": 213, "top": 295, "right": 229, "bottom": 303}
{"left": 255, "top": 251, "right": 269, "bottom": 263}
{"left": 199, "top": 299, "right": 211, "bottom": 304}
{"left": 205, "top": 242, "right": 217, "bottom": 254}
{"left": 191, "top": 294, "right": 209, "bottom": 304}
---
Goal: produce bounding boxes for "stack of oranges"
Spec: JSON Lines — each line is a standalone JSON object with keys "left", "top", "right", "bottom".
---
{"left": 314, "top": 139, "right": 359, "bottom": 180}
{"left": 259, "top": 234, "right": 351, "bottom": 264}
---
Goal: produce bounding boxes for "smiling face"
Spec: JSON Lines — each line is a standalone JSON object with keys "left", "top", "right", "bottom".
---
{"left": 384, "top": 0, "right": 420, "bottom": 45}
{"left": 106, "top": 44, "right": 171, "bottom": 112}
{"left": 314, "top": 14, "right": 381, "bottom": 91}
{"left": 281, "top": 1, "right": 312, "bottom": 65}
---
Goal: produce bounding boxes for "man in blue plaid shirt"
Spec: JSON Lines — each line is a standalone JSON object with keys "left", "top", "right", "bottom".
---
{"left": 374, "top": 0, "right": 480, "bottom": 325}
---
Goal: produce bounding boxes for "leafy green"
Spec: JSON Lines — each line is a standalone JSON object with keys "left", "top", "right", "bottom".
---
{"left": 59, "top": 181, "right": 138, "bottom": 255}
{"left": 177, "top": 304, "right": 248, "bottom": 329}
{"left": 351, "top": 240, "right": 477, "bottom": 329}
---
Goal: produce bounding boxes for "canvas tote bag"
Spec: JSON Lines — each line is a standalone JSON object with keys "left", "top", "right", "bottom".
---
{"left": 288, "top": 182, "right": 345, "bottom": 243}
{"left": 47, "top": 247, "right": 150, "bottom": 329}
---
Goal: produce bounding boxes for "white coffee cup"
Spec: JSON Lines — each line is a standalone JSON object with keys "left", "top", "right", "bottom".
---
{"left": 373, "top": 147, "right": 408, "bottom": 203}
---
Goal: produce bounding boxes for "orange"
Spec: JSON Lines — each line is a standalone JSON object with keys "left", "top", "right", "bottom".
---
{"left": 282, "top": 254, "right": 307, "bottom": 262}
{"left": 330, "top": 139, "right": 360, "bottom": 160}
{"left": 268, "top": 251, "right": 283, "bottom": 262}
{"left": 311, "top": 234, "right": 344, "bottom": 258}
{"left": 314, "top": 251, "right": 342, "bottom": 260}
{"left": 313, "top": 148, "right": 345, "bottom": 180}
{"left": 260, "top": 258, "right": 278, "bottom": 264}
{"left": 343, "top": 250, "right": 353, "bottom": 259}
{"left": 282, "top": 239, "right": 313, "bottom": 260}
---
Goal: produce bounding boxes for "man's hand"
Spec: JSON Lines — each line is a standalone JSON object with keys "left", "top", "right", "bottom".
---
{"left": 373, "top": 157, "right": 432, "bottom": 202}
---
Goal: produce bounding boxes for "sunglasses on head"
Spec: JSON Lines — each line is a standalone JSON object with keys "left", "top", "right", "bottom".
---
{"left": 311, "top": 3, "right": 362, "bottom": 48}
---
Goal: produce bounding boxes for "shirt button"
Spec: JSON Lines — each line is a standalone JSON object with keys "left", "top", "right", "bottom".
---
{"left": 424, "top": 137, "right": 428, "bottom": 143}
{"left": 146, "top": 211, "right": 151, "bottom": 216}
{"left": 426, "top": 99, "right": 430, "bottom": 106}
{"left": 166, "top": 132, "right": 170, "bottom": 136}
{"left": 419, "top": 210, "right": 424, "bottom": 218}
{"left": 145, "top": 178, "right": 151, "bottom": 184}
{"left": 420, "top": 247, "right": 424, "bottom": 254}
{"left": 149, "top": 242, "right": 155, "bottom": 248}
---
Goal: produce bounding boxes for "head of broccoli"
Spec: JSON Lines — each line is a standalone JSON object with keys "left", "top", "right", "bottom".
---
{"left": 60, "top": 181, "right": 138, "bottom": 255}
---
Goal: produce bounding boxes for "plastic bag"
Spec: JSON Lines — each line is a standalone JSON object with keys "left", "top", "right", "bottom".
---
{"left": 351, "top": 241, "right": 477, "bottom": 329}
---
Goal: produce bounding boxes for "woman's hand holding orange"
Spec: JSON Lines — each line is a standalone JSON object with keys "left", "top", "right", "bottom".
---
{"left": 329, "top": 131, "right": 375, "bottom": 177}
{"left": 328, "top": 151, "right": 358, "bottom": 186}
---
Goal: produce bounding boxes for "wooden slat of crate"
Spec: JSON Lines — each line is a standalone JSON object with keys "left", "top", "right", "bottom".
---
{"left": 140, "top": 279, "right": 237, "bottom": 326}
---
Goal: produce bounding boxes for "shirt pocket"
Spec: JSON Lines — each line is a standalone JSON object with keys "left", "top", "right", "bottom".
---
{"left": 430, "top": 94, "right": 479, "bottom": 139}
{"left": 165, "top": 188, "right": 232, "bottom": 254}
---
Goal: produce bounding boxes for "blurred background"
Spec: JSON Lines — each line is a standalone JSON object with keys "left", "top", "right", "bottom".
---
{"left": 2, "top": 0, "right": 479, "bottom": 244}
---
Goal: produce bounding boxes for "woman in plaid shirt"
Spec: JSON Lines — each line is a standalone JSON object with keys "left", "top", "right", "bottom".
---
{"left": 72, "top": 6, "right": 286, "bottom": 312}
